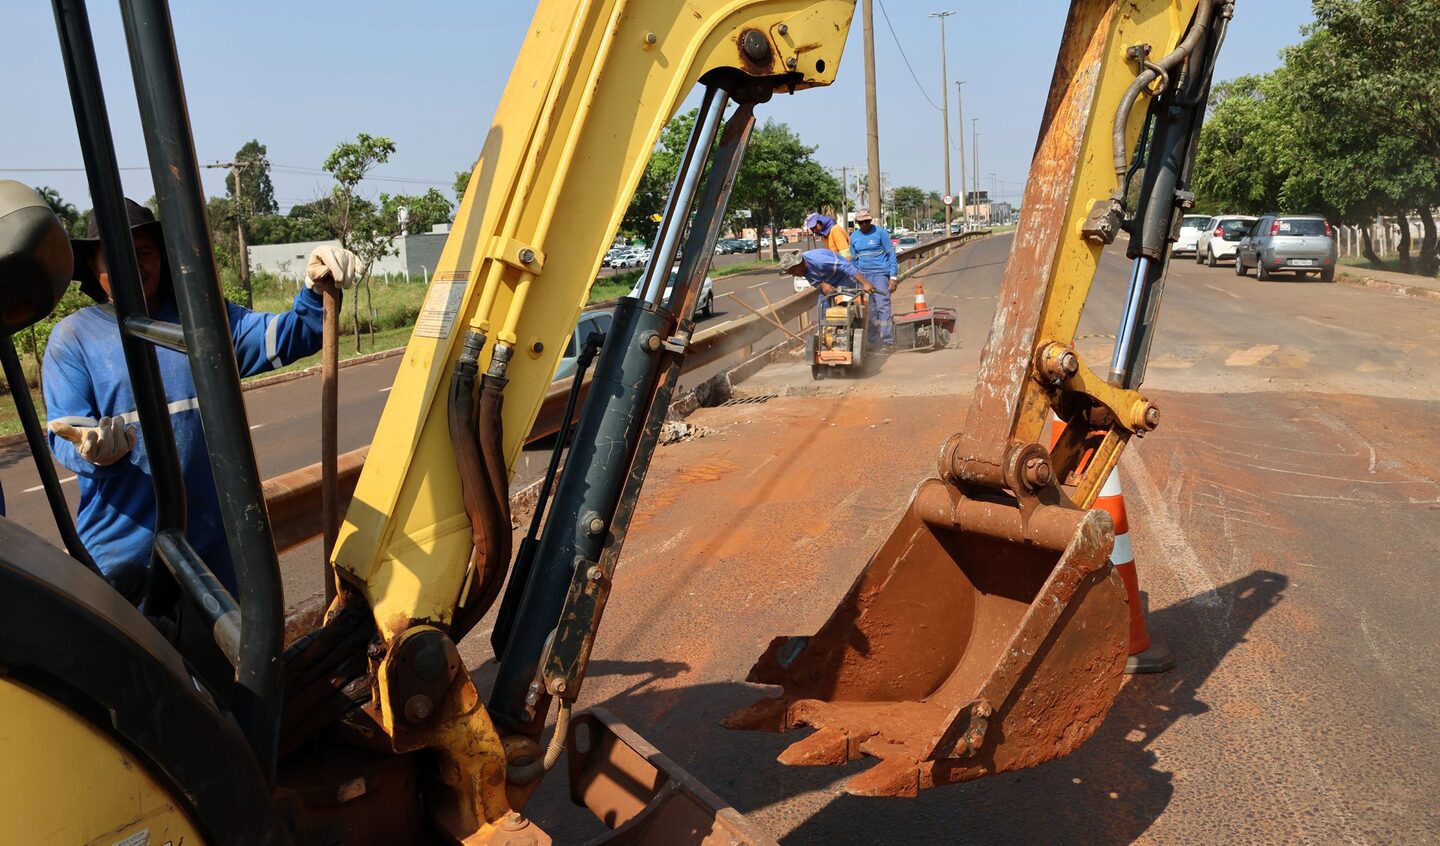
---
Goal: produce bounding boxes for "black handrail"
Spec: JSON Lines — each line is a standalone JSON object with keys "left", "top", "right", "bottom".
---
{"left": 119, "top": 0, "right": 285, "bottom": 780}
{"left": 51, "top": 0, "right": 191, "bottom": 622}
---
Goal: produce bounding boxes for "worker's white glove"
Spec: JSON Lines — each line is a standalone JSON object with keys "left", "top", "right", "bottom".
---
{"left": 49, "top": 416, "right": 136, "bottom": 466}
{"left": 305, "top": 245, "right": 364, "bottom": 290}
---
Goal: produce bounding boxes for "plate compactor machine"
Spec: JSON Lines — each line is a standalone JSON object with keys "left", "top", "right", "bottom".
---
{"left": 1, "top": 0, "right": 1233, "bottom": 841}
{"left": 808, "top": 288, "right": 868, "bottom": 378}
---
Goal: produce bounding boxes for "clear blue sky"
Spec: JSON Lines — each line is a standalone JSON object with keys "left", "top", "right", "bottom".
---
{"left": 2, "top": 1, "right": 1313, "bottom": 214}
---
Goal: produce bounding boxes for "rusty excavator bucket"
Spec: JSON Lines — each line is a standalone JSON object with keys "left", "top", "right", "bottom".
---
{"left": 724, "top": 478, "right": 1130, "bottom": 797}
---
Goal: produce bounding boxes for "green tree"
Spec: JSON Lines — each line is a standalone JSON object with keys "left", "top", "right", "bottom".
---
{"left": 732, "top": 120, "right": 840, "bottom": 259}
{"left": 453, "top": 170, "right": 472, "bottom": 204}
{"left": 890, "top": 186, "right": 926, "bottom": 229}
{"left": 381, "top": 188, "right": 454, "bottom": 234}
{"left": 321, "top": 134, "right": 398, "bottom": 351}
{"left": 37, "top": 186, "right": 80, "bottom": 234}
{"left": 226, "top": 139, "right": 278, "bottom": 216}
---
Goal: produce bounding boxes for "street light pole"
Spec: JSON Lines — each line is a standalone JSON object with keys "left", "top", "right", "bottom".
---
{"left": 954, "top": 80, "right": 967, "bottom": 227}
{"left": 862, "top": 0, "right": 884, "bottom": 218}
{"left": 930, "top": 11, "right": 954, "bottom": 236}
{"left": 971, "top": 118, "right": 980, "bottom": 224}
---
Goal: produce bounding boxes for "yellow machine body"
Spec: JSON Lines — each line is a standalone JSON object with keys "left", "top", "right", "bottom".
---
{"left": 0, "top": 678, "right": 206, "bottom": 845}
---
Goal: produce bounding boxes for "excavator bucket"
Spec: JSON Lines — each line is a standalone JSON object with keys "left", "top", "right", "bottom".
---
{"left": 724, "top": 478, "right": 1130, "bottom": 797}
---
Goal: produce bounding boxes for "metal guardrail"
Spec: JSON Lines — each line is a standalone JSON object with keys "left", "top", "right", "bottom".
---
{"left": 263, "top": 230, "right": 993, "bottom": 549}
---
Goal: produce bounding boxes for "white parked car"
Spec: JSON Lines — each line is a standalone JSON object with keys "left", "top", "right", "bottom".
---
{"left": 1195, "top": 215, "right": 1257, "bottom": 266}
{"left": 1173, "top": 214, "right": 1212, "bottom": 255}
{"left": 628, "top": 269, "right": 715, "bottom": 318}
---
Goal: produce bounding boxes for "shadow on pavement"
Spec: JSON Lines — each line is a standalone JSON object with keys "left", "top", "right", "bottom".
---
{"left": 543, "top": 570, "right": 1287, "bottom": 845}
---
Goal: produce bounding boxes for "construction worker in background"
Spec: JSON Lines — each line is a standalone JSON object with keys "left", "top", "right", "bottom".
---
{"left": 804, "top": 212, "right": 851, "bottom": 260}
{"left": 42, "top": 198, "right": 363, "bottom": 603}
{"left": 847, "top": 208, "right": 897, "bottom": 351}
{"left": 779, "top": 248, "right": 879, "bottom": 340}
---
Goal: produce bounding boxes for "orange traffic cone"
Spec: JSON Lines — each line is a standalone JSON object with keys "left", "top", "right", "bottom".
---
{"left": 1049, "top": 415, "right": 1172, "bottom": 674}
{"left": 913, "top": 281, "right": 928, "bottom": 312}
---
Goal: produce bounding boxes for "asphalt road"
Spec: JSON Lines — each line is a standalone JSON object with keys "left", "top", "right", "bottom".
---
{"left": 511, "top": 233, "right": 1440, "bottom": 844}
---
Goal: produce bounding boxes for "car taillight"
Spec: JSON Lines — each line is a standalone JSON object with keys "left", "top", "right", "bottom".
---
{"left": 1324, "top": 220, "right": 1332, "bottom": 237}
{"left": 1269, "top": 221, "right": 1281, "bottom": 235}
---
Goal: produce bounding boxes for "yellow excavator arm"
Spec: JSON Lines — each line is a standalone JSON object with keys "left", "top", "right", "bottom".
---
{"left": 334, "top": 0, "right": 855, "bottom": 641}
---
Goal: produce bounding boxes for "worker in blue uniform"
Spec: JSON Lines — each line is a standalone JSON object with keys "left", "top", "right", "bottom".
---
{"left": 778, "top": 248, "right": 878, "bottom": 337}
{"left": 846, "top": 208, "right": 897, "bottom": 350}
{"left": 43, "top": 199, "right": 362, "bottom": 602}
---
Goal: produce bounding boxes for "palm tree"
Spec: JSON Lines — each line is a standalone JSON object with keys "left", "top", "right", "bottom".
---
{"left": 38, "top": 186, "right": 81, "bottom": 234}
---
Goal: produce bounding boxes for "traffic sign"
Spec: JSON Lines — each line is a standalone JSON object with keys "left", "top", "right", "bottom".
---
{"left": 942, "top": 194, "right": 954, "bottom": 206}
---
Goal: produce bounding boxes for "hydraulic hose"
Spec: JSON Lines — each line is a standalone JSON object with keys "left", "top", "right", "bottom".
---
{"left": 447, "top": 330, "right": 507, "bottom": 638}
{"left": 506, "top": 700, "right": 572, "bottom": 785}
{"left": 1112, "top": 0, "right": 1216, "bottom": 174}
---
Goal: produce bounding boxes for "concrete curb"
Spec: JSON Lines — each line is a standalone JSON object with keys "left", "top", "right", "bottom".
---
{"left": 1337, "top": 270, "right": 1440, "bottom": 304}
{"left": 241, "top": 345, "right": 406, "bottom": 392}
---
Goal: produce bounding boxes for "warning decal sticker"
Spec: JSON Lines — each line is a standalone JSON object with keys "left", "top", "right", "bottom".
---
{"left": 414, "top": 271, "right": 469, "bottom": 339}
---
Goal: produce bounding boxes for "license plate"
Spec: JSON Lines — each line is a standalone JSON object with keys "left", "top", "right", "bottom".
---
{"left": 1289, "top": 259, "right": 1317, "bottom": 266}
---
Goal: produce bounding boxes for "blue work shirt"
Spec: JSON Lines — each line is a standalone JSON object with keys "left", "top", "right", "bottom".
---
{"left": 43, "top": 287, "right": 328, "bottom": 590}
{"left": 799, "top": 249, "right": 863, "bottom": 289}
{"left": 849, "top": 225, "right": 898, "bottom": 280}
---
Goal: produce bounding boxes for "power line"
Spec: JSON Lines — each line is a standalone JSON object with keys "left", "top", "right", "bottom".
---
{"left": 876, "top": 0, "right": 943, "bottom": 112}
{"left": 2, "top": 163, "right": 452, "bottom": 187}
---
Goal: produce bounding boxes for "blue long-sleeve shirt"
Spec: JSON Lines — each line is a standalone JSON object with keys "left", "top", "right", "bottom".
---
{"left": 798, "top": 249, "right": 863, "bottom": 289}
{"left": 849, "top": 225, "right": 898, "bottom": 280}
{"left": 43, "top": 287, "right": 328, "bottom": 589}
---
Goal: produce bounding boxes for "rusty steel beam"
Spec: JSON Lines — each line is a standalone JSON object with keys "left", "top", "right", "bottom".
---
{"left": 262, "top": 446, "right": 367, "bottom": 554}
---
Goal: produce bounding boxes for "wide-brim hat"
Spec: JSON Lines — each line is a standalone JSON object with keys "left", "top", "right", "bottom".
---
{"left": 70, "top": 198, "right": 163, "bottom": 302}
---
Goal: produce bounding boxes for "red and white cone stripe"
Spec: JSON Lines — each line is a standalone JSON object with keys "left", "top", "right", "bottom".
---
{"left": 1094, "top": 468, "right": 1152, "bottom": 657}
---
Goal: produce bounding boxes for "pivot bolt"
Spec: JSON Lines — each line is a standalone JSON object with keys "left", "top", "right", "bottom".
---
{"left": 1023, "top": 457, "right": 1052, "bottom": 489}
{"left": 785, "top": 56, "right": 798, "bottom": 70}
{"left": 403, "top": 694, "right": 434, "bottom": 724}
{"left": 584, "top": 513, "right": 605, "bottom": 536}
{"left": 640, "top": 331, "right": 661, "bottom": 352}
{"left": 644, "top": 32, "right": 657, "bottom": 46}
{"left": 519, "top": 248, "right": 536, "bottom": 264}
{"left": 1144, "top": 404, "right": 1161, "bottom": 428}
{"left": 740, "top": 30, "right": 771, "bottom": 63}
{"left": 552, "top": 679, "right": 568, "bottom": 694}
{"left": 501, "top": 811, "right": 530, "bottom": 831}
{"left": 587, "top": 565, "right": 603, "bottom": 582}
{"left": 1060, "top": 351, "right": 1079, "bottom": 376}
{"left": 778, "top": 23, "right": 789, "bottom": 35}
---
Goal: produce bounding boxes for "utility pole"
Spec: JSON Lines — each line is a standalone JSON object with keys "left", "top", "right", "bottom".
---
{"left": 989, "top": 172, "right": 999, "bottom": 223}
{"left": 862, "top": 0, "right": 884, "bottom": 218}
{"left": 971, "top": 118, "right": 980, "bottom": 225}
{"left": 206, "top": 158, "right": 263, "bottom": 308}
{"left": 954, "top": 80, "right": 967, "bottom": 228}
{"left": 840, "top": 165, "right": 850, "bottom": 226}
{"left": 930, "top": 11, "right": 955, "bottom": 236}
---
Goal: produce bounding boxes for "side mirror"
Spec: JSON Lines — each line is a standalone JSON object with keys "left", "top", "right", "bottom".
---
{"left": 0, "top": 181, "right": 74, "bottom": 333}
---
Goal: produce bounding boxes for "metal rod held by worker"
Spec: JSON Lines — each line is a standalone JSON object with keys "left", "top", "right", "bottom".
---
{"left": 320, "top": 282, "right": 340, "bottom": 603}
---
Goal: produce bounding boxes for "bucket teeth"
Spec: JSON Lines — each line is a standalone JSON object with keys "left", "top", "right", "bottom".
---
{"left": 843, "top": 758, "right": 923, "bottom": 798}
{"left": 776, "top": 727, "right": 859, "bottom": 766}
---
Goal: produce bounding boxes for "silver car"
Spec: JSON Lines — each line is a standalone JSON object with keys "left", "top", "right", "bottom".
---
{"left": 1235, "top": 215, "right": 1338, "bottom": 282}
{"left": 1194, "top": 215, "right": 1256, "bottom": 266}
